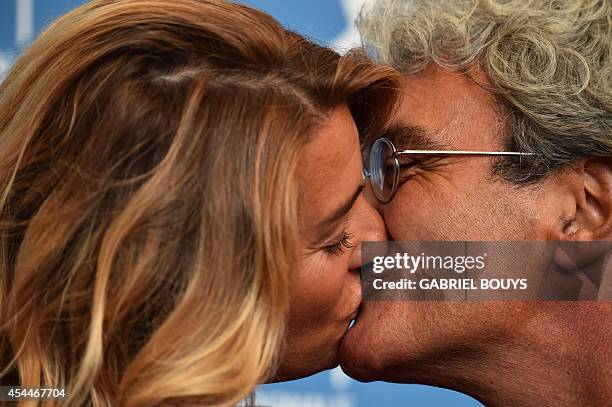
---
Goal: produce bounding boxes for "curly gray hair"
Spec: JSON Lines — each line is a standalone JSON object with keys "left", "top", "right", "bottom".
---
{"left": 358, "top": 0, "right": 611, "bottom": 183}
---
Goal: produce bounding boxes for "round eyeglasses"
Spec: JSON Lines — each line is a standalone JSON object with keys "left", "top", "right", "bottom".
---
{"left": 364, "top": 137, "right": 535, "bottom": 204}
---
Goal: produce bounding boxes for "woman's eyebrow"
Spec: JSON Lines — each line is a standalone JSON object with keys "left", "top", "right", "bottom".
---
{"left": 317, "top": 184, "right": 365, "bottom": 231}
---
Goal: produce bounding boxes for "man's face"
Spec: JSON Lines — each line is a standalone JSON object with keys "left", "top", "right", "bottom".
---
{"left": 340, "top": 65, "right": 580, "bottom": 386}
{"left": 378, "top": 65, "right": 554, "bottom": 242}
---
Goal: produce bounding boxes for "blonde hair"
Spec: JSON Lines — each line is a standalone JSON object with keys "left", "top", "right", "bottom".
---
{"left": 0, "top": 0, "right": 399, "bottom": 405}
{"left": 358, "top": 0, "right": 611, "bottom": 182}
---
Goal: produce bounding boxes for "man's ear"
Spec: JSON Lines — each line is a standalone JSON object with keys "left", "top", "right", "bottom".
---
{"left": 556, "top": 157, "right": 612, "bottom": 241}
{"left": 575, "top": 158, "right": 612, "bottom": 240}
{"left": 549, "top": 158, "right": 611, "bottom": 271}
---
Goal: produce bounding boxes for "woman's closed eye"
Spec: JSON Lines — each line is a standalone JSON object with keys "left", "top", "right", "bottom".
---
{"left": 323, "top": 230, "right": 355, "bottom": 257}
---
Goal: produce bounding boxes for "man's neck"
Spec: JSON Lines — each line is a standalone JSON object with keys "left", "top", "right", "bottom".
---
{"left": 452, "top": 304, "right": 612, "bottom": 406}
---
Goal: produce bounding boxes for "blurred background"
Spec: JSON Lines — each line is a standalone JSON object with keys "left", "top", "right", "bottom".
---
{"left": 0, "top": 1, "right": 482, "bottom": 406}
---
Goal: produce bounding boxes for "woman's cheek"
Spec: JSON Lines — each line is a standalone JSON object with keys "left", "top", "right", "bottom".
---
{"left": 311, "top": 253, "right": 350, "bottom": 312}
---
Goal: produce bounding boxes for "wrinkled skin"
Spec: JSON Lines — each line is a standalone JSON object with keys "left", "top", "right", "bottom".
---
{"left": 340, "top": 65, "right": 612, "bottom": 406}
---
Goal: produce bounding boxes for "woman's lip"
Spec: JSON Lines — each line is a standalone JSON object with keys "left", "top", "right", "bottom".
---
{"left": 347, "top": 304, "right": 362, "bottom": 324}
{"left": 346, "top": 305, "right": 361, "bottom": 330}
{"left": 347, "top": 268, "right": 362, "bottom": 322}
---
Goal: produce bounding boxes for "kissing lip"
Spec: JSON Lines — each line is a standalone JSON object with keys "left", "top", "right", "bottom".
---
{"left": 347, "top": 267, "right": 363, "bottom": 321}
{"left": 346, "top": 303, "right": 362, "bottom": 330}
{"left": 353, "top": 303, "right": 362, "bottom": 321}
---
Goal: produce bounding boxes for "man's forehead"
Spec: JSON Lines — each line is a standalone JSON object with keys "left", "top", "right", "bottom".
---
{"left": 390, "top": 67, "right": 505, "bottom": 151}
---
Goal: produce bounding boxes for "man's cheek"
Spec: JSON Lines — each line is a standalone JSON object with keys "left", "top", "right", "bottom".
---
{"left": 382, "top": 202, "right": 441, "bottom": 240}
{"left": 382, "top": 203, "right": 413, "bottom": 240}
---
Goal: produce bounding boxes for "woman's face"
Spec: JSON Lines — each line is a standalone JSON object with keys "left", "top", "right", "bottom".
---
{"left": 275, "top": 105, "right": 386, "bottom": 380}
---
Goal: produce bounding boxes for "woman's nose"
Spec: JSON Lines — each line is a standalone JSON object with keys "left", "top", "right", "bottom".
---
{"left": 362, "top": 177, "right": 386, "bottom": 213}
{"left": 348, "top": 195, "right": 388, "bottom": 270}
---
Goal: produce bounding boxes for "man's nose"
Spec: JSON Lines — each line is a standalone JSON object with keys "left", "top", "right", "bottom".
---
{"left": 348, "top": 195, "right": 388, "bottom": 270}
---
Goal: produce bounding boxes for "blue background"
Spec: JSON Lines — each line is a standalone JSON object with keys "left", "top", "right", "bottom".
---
{"left": 0, "top": 1, "right": 482, "bottom": 406}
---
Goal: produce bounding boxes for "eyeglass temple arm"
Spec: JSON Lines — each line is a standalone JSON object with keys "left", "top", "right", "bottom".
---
{"left": 395, "top": 149, "right": 534, "bottom": 156}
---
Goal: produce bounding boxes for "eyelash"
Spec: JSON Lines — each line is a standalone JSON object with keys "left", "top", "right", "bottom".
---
{"left": 324, "top": 231, "right": 355, "bottom": 257}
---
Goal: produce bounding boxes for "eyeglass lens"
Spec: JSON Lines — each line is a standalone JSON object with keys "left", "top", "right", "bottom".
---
{"left": 369, "top": 138, "right": 397, "bottom": 203}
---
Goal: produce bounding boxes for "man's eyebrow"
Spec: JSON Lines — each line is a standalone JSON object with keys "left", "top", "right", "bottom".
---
{"left": 318, "top": 184, "right": 365, "bottom": 231}
{"left": 382, "top": 124, "right": 448, "bottom": 150}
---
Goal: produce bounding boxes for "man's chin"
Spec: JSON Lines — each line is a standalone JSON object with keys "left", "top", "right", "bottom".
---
{"left": 338, "top": 303, "right": 386, "bottom": 382}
